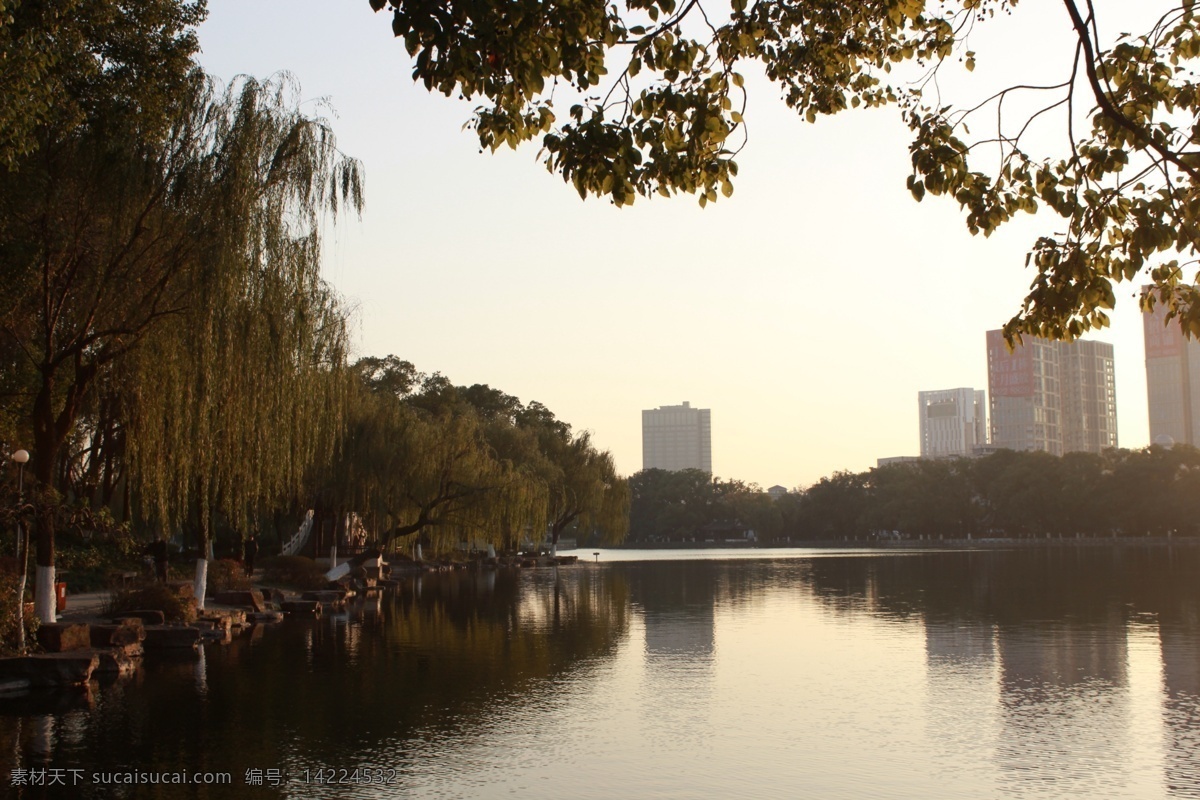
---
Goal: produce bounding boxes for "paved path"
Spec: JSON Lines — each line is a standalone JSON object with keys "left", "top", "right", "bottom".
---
{"left": 55, "top": 576, "right": 269, "bottom": 622}
{"left": 56, "top": 590, "right": 112, "bottom": 621}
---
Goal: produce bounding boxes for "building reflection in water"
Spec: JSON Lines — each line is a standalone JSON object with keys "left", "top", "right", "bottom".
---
{"left": 1161, "top": 600, "right": 1200, "bottom": 798}
{"left": 631, "top": 562, "right": 717, "bottom": 765}
{"left": 635, "top": 562, "right": 716, "bottom": 659}
{"left": 907, "top": 550, "right": 1191, "bottom": 798}
{"left": 994, "top": 615, "right": 1132, "bottom": 796}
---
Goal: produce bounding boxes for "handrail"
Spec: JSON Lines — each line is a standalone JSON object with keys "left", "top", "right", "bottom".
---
{"left": 280, "top": 510, "right": 315, "bottom": 557}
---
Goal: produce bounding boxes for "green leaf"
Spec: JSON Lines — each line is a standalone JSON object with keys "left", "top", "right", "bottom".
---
{"left": 909, "top": 179, "right": 926, "bottom": 202}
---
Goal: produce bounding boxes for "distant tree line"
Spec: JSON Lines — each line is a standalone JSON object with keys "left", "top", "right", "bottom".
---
{"left": 627, "top": 446, "right": 1200, "bottom": 544}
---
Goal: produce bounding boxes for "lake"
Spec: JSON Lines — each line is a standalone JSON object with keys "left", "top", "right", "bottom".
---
{"left": 3, "top": 546, "right": 1199, "bottom": 798}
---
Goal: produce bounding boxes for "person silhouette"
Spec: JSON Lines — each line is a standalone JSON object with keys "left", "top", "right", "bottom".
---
{"left": 243, "top": 534, "right": 258, "bottom": 577}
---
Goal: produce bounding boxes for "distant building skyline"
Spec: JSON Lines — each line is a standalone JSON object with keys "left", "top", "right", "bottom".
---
{"left": 918, "top": 388, "right": 988, "bottom": 458}
{"left": 642, "top": 401, "right": 712, "bottom": 473}
{"left": 986, "top": 330, "right": 1117, "bottom": 455}
{"left": 1143, "top": 291, "right": 1200, "bottom": 446}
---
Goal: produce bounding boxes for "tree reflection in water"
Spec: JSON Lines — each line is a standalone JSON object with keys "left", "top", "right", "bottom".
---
{"left": 0, "top": 567, "right": 629, "bottom": 798}
{"left": 2, "top": 550, "right": 1200, "bottom": 799}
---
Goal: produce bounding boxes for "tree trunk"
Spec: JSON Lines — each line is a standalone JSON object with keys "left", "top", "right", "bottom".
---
{"left": 14, "top": 570, "right": 28, "bottom": 651}
{"left": 31, "top": 422, "right": 60, "bottom": 624}
{"left": 550, "top": 515, "right": 576, "bottom": 558}
{"left": 14, "top": 510, "right": 29, "bottom": 650}
{"left": 31, "top": 360, "right": 95, "bottom": 623}
{"left": 34, "top": 565, "right": 56, "bottom": 624}
{"left": 194, "top": 558, "right": 208, "bottom": 611}
{"left": 194, "top": 515, "right": 210, "bottom": 610}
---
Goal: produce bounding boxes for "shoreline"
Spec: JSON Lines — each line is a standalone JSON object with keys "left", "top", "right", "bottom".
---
{"left": 609, "top": 535, "right": 1200, "bottom": 550}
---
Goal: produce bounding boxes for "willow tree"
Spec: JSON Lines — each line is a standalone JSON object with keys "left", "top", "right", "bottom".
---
{"left": 369, "top": 0, "right": 1200, "bottom": 341}
{"left": 123, "top": 75, "right": 361, "bottom": 608}
{"left": 537, "top": 430, "right": 628, "bottom": 553}
{"left": 332, "top": 378, "right": 546, "bottom": 557}
{"left": 0, "top": 0, "right": 202, "bottom": 619}
{"left": 0, "top": 64, "right": 361, "bottom": 618}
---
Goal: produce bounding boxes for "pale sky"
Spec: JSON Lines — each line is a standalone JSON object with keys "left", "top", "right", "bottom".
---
{"left": 196, "top": 1, "right": 1176, "bottom": 488}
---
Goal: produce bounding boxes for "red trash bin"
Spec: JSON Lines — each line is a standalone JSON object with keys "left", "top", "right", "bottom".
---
{"left": 55, "top": 581, "right": 67, "bottom": 612}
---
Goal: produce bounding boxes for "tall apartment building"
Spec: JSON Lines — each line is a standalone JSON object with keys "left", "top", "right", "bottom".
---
{"left": 642, "top": 401, "right": 712, "bottom": 473}
{"left": 1143, "top": 292, "right": 1200, "bottom": 446}
{"left": 1061, "top": 339, "right": 1119, "bottom": 453}
{"left": 986, "top": 330, "right": 1117, "bottom": 455}
{"left": 918, "top": 388, "right": 988, "bottom": 458}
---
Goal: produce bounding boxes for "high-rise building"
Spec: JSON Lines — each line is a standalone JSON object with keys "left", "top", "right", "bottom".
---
{"left": 642, "top": 401, "right": 712, "bottom": 473}
{"left": 1061, "top": 339, "right": 1119, "bottom": 453}
{"left": 987, "top": 330, "right": 1063, "bottom": 454}
{"left": 918, "top": 388, "right": 987, "bottom": 458}
{"left": 1143, "top": 291, "right": 1200, "bottom": 446}
{"left": 986, "top": 330, "right": 1117, "bottom": 455}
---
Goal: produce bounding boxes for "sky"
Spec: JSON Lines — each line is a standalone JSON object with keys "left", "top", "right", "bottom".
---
{"left": 195, "top": 1, "right": 1178, "bottom": 489}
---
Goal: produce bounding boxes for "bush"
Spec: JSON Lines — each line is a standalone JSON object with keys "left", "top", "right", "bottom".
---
{"left": 105, "top": 582, "right": 197, "bottom": 623}
{"left": 260, "top": 555, "right": 327, "bottom": 590}
{"left": 207, "top": 558, "right": 252, "bottom": 594}
{"left": 55, "top": 528, "right": 146, "bottom": 592}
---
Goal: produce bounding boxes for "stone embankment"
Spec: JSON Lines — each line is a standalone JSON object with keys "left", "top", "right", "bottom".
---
{"left": 1, "top": 553, "right": 581, "bottom": 692}
{"left": 1, "top": 586, "right": 304, "bottom": 691}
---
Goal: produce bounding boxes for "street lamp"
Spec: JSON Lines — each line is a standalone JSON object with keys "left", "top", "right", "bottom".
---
{"left": 11, "top": 449, "right": 30, "bottom": 652}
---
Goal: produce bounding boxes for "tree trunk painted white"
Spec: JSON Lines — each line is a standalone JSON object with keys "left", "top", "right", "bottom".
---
{"left": 486, "top": 544, "right": 496, "bottom": 559}
{"left": 194, "top": 558, "right": 208, "bottom": 610}
{"left": 551, "top": 541, "right": 557, "bottom": 557}
{"left": 14, "top": 572, "right": 27, "bottom": 651}
{"left": 34, "top": 565, "right": 55, "bottom": 623}
{"left": 415, "top": 543, "right": 423, "bottom": 561}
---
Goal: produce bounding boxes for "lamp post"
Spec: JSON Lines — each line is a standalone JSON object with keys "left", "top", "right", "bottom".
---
{"left": 12, "top": 449, "right": 30, "bottom": 652}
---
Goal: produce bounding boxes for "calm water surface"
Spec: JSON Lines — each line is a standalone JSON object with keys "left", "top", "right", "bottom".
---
{"left": 3, "top": 547, "right": 1200, "bottom": 799}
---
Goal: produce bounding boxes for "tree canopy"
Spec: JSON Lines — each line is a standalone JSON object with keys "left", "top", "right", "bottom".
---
{"left": 0, "top": 0, "right": 362, "bottom": 618}
{"left": 0, "top": 0, "right": 206, "bottom": 168}
{"left": 370, "top": 0, "right": 1200, "bottom": 341}
{"left": 324, "top": 360, "right": 630, "bottom": 553}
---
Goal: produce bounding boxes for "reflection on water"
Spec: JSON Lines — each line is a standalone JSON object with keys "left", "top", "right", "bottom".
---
{"left": 2, "top": 548, "right": 1200, "bottom": 798}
